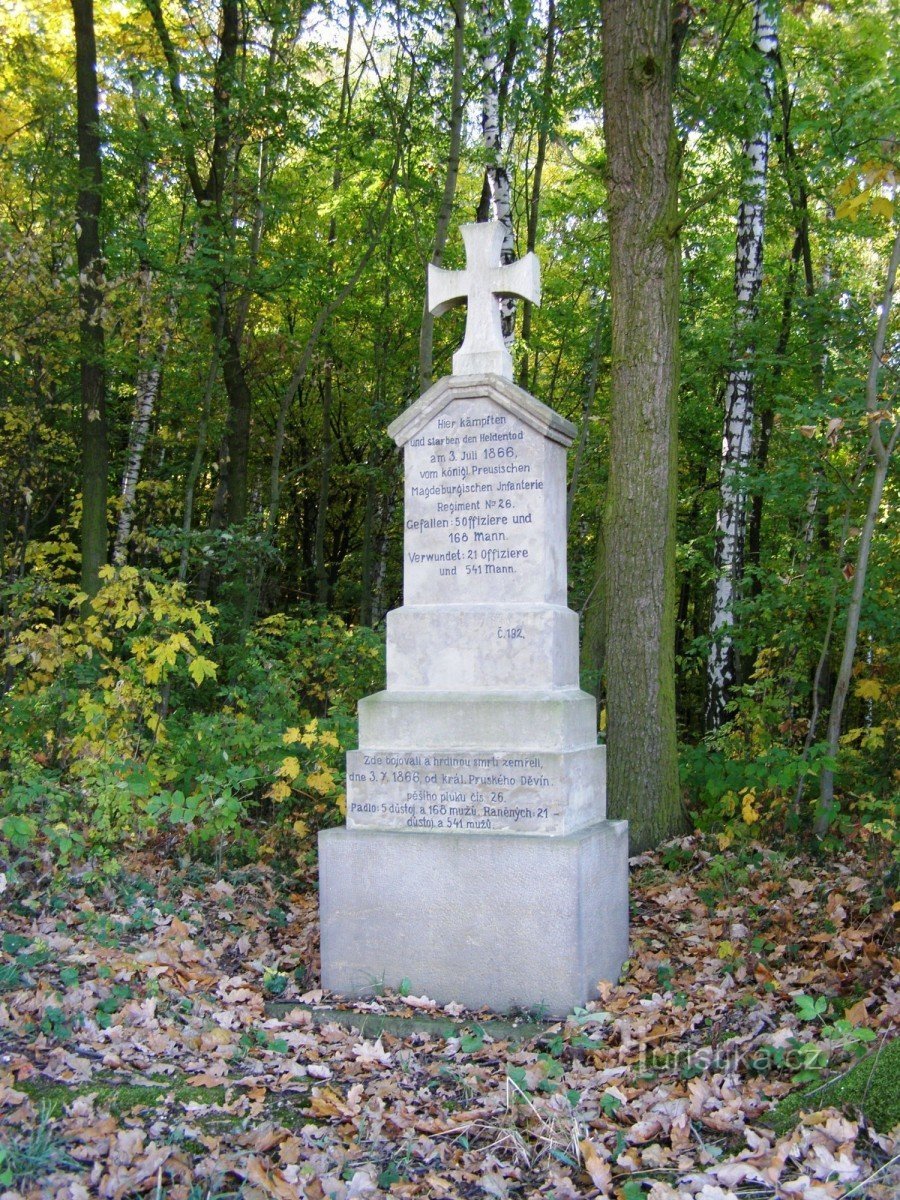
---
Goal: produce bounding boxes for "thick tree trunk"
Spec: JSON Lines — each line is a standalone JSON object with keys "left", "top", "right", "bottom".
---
{"left": 419, "top": 0, "right": 466, "bottom": 391}
{"left": 71, "top": 0, "right": 108, "bottom": 597}
{"left": 601, "top": 0, "right": 684, "bottom": 851}
{"left": 706, "top": 0, "right": 778, "bottom": 730}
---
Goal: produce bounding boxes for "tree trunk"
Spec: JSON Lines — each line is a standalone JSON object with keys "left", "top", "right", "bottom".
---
{"left": 518, "top": 0, "right": 556, "bottom": 390}
{"left": 313, "top": 364, "right": 334, "bottom": 608}
{"left": 601, "top": 0, "right": 684, "bottom": 851}
{"left": 144, "top": 0, "right": 254, "bottom": 529}
{"left": 815, "top": 229, "right": 900, "bottom": 836}
{"left": 71, "top": 0, "right": 108, "bottom": 597}
{"left": 706, "top": 0, "right": 778, "bottom": 730}
{"left": 478, "top": 0, "right": 516, "bottom": 345}
{"left": 419, "top": 0, "right": 466, "bottom": 391}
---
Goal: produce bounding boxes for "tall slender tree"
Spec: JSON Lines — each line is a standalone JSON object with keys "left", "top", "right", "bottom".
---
{"left": 601, "top": 0, "right": 685, "bottom": 850}
{"left": 419, "top": 0, "right": 467, "bottom": 392}
{"left": 706, "top": 0, "right": 779, "bottom": 730}
{"left": 71, "top": 0, "right": 108, "bottom": 597}
{"left": 477, "top": 0, "right": 517, "bottom": 344}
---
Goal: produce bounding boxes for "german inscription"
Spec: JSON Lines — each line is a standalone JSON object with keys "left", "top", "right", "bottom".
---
{"left": 404, "top": 396, "right": 552, "bottom": 605}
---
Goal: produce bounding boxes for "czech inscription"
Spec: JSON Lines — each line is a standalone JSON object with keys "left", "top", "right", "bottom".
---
{"left": 346, "top": 750, "right": 560, "bottom": 834}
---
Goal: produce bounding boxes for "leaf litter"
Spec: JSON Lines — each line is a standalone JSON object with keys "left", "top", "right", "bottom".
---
{"left": 0, "top": 836, "right": 896, "bottom": 1199}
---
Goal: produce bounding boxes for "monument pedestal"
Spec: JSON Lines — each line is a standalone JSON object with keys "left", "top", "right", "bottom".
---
{"left": 319, "top": 822, "right": 628, "bottom": 1016}
{"left": 319, "top": 279, "right": 628, "bottom": 1013}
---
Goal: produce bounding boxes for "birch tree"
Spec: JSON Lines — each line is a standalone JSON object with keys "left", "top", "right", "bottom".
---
{"left": 478, "top": 0, "right": 516, "bottom": 344}
{"left": 418, "top": 0, "right": 467, "bottom": 391}
{"left": 112, "top": 81, "right": 185, "bottom": 566}
{"left": 705, "top": 0, "right": 779, "bottom": 731}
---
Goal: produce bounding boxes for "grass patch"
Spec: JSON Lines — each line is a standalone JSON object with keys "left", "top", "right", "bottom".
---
{"left": 766, "top": 1037, "right": 900, "bottom": 1134}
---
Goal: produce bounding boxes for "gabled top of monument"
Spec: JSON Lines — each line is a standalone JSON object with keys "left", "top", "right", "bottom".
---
{"left": 428, "top": 221, "right": 540, "bottom": 380}
{"left": 388, "top": 373, "right": 576, "bottom": 449}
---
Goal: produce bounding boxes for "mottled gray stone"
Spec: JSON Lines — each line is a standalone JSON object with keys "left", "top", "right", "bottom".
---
{"left": 345, "top": 744, "right": 605, "bottom": 835}
{"left": 386, "top": 605, "right": 579, "bottom": 691}
{"left": 317, "top": 350, "right": 628, "bottom": 1012}
{"left": 358, "top": 689, "right": 599, "bottom": 750}
{"left": 426, "top": 223, "right": 541, "bottom": 380}
{"left": 318, "top": 821, "right": 629, "bottom": 1016}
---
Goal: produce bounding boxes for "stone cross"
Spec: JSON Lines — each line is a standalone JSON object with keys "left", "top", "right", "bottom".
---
{"left": 428, "top": 221, "right": 541, "bottom": 380}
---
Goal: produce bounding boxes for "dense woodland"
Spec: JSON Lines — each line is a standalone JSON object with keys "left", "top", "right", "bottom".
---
{"left": 0, "top": 0, "right": 897, "bottom": 864}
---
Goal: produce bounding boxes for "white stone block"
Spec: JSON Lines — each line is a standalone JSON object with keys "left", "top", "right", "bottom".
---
{"left": 358, "top": 689, "right": 599, "bottom": 750}
{"left": 386, "top": 604, "right": 579, "bottom": 691}
{"left": 318, "top": 821, "right": 629, "bottom": 1017}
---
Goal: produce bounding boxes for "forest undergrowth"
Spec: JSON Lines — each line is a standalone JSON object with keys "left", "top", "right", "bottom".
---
{"left": 0, "top": 834, "right": 896, "bottom": 1200}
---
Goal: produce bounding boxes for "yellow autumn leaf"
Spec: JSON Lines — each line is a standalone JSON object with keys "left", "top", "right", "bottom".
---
{"left": 307, "top": 766, "right": 336, "bottom": 795}
{"left": 188, "top": 655, "right": 217, "bottom": 685}
{"left": 282, "top": 727, "right": 303, "bottom": 744}
{"left": 871, "top": 196, "right": 894, "bottom": 220}
{"left": 854, "top": 679, "right": 882, "bottom": 702}
{"left": 319, "top": 731, "right": 340, "bottom": 749}
{"left": 835, "top": 189, "right": 870, "bottom": 220}
{"left": 741, "top": 789, "right": 760, "bottom": 825}
{"left": 717, "top": 940, "right": 735, "bottom": 959}
{"left": 292, "top": 819, "right": 308, "bottom": 837}
{"left": 268, "top": 780, "right": 292, "bottom": 802}
{"left": 335, "top": 792, "right": 346, "bottom": 816}
{"left": 278, "top": 756, "right": 301, "bottom": 781}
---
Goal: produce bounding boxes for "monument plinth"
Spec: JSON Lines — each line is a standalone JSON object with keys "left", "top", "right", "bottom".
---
{"left": 318, "top": 223, "right": 628, "bottom": 1015}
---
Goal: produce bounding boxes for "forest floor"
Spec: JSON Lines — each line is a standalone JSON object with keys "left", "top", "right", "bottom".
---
{"left": 0, "top": 835, "right": 896, "bottom": 1200}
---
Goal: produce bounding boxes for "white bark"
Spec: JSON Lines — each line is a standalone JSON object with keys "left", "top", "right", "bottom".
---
{"left": 706, "top": 0, "right": 779, "bottom": 730}
{"left": 479, "top": 0, "right": 515, "bottom": 345}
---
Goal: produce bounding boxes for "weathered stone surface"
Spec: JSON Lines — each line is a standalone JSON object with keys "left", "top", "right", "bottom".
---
{"left": 426, "top": 227, "right": 541, "bottom": 380}
{"left": 345, "top": 744, "right": 605, "bottom": 835}
{"left": 318, "top": 281, "right": 628, "bottom": 1012}
{"left": 400, "top": 416, "right": 567, "bottom": 605}
{"left": 319, "top": 821, "right": 629, "bottom": 1016}
{"left": 386, "top": 604, "right": 579, "bottom": 691}
{"left": 358, "top": 689, "right": 599, "bottom": 751}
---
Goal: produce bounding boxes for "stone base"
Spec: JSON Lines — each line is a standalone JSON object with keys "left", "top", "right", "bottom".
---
{"left": 318, "top": 821, "right": 628, "bottom": 1016}
{"left": 359, "top": 688, "right": 599, "bottom": 750}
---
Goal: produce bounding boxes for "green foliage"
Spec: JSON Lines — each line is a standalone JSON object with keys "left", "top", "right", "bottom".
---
{"left": 0, "top": 551, "right": 384, "bottom": 864}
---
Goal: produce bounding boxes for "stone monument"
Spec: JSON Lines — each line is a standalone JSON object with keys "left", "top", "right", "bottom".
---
{"left": 318, "top": 222, "right": 628, "bottom": 1015}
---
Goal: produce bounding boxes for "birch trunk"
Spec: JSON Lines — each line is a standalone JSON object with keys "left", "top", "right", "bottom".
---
{"left": 479, "top": 0, "right": 516, "bottom": 345}
{"left": 518, "top": 0, "right": 556, "bottom": 390}
{"left": 313, "top": 364, "right": 334, "bottom": 608}
{"left": 706, "top": 0, "right": 778, "bottom": 731}
{"left": 419, "top": 0, "right": 466, "bottom": 391}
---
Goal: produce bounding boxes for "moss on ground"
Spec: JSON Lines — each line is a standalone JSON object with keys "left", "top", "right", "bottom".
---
{"left": 766, "top": 1037, "right": 900, "bottom": 1134}
{"left": 16, "top": 1074, "right": 228, "bottom": 1119}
